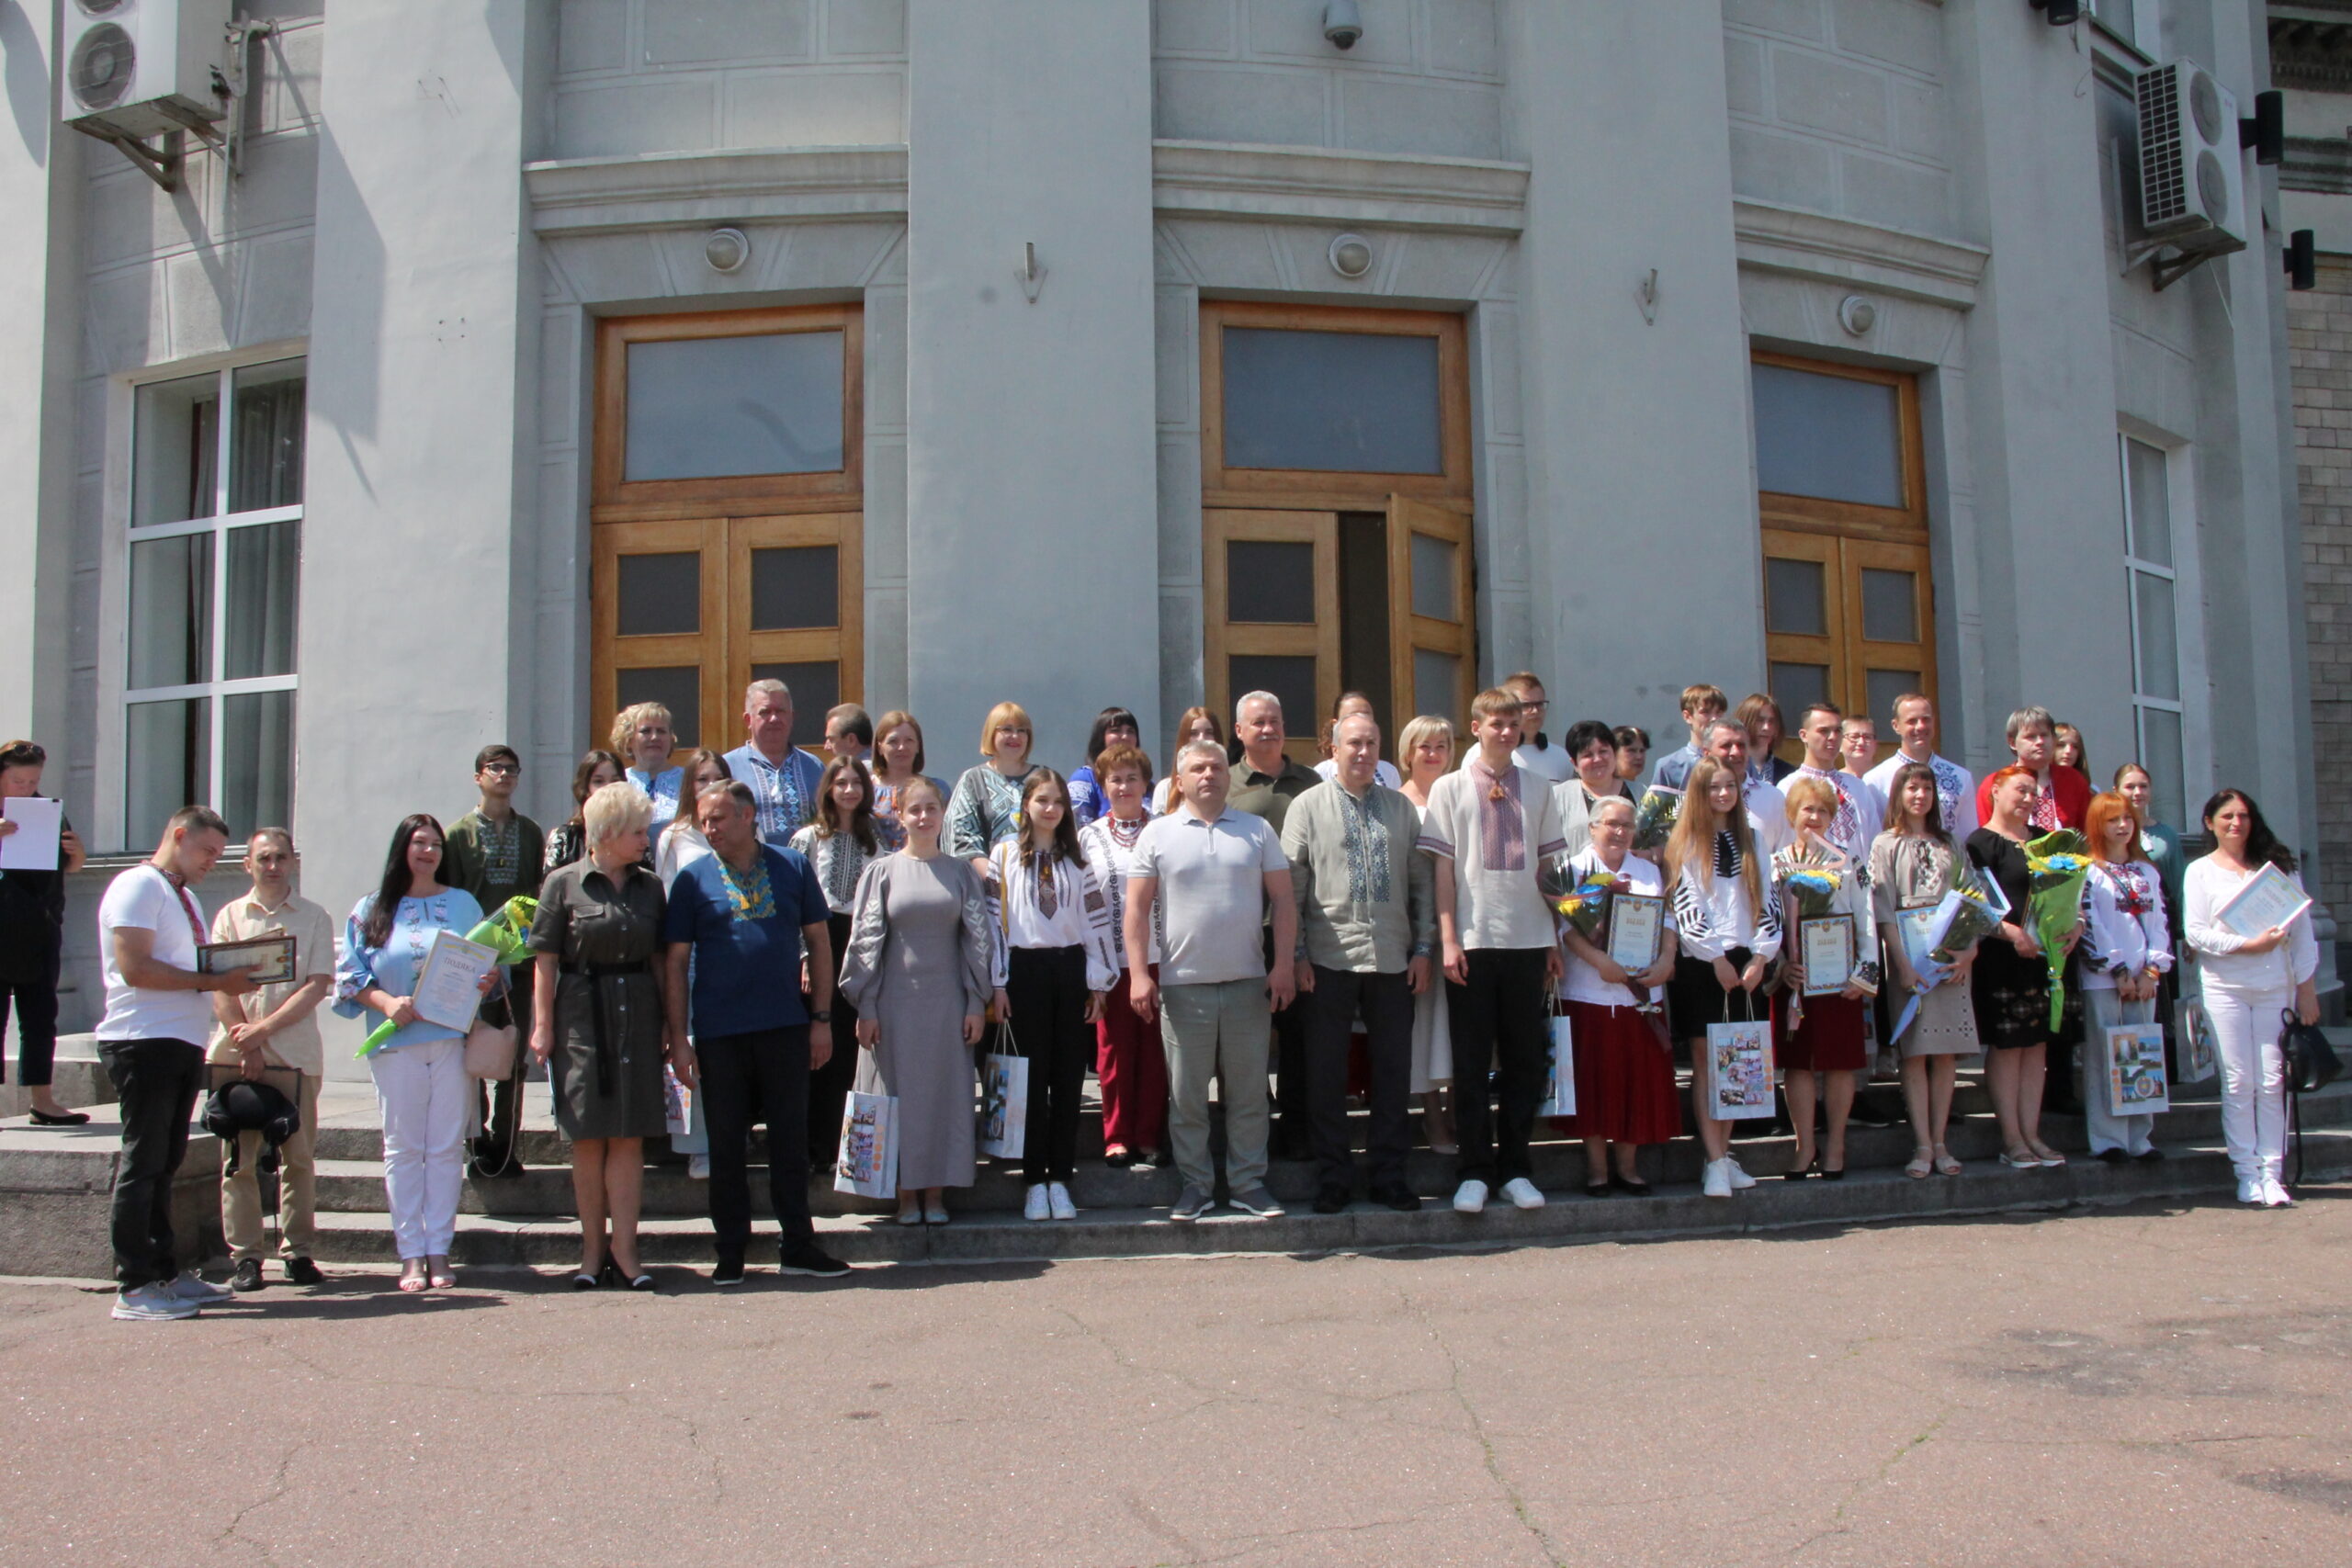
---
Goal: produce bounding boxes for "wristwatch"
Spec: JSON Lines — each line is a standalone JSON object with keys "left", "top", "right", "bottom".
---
{"left": 809, "top": 1009, "right": 832, "bottom": 1022}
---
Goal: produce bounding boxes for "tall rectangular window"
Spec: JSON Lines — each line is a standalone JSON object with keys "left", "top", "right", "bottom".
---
{"left": 2090, "top": 0, "right": 2143, "bottom": 49}
{"left": 124, "top": 359, "right": 304, "bottom": 848}
{"left": 2120, "top": 435, "right": 2187, "bottom": 827}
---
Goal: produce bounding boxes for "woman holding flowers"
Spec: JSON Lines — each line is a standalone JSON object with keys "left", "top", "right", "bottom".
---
{"left": 1968, "top": 765, "right": 2073, "bottom": 1168}
{"left": 1772, "top": 775, "right": 1881, "bottom": 1179}
{"left": 528, "top": 783, "right": 677, "bottom": 1290}
{"left": 1667, "top": 758, "right": 1782, "bottom": 1199}
{"left": 1871, "top": 762, "right": 1982, "bottom": 1177}
{"left": 2077, "top": 790, "right": 2174, "bottom": 1164}
{"left": 1398, "top": 714, "right": 1459, "bottom": 1152}
{"left": 1554, "top": 795, "right": 1679, "bottom": 1194}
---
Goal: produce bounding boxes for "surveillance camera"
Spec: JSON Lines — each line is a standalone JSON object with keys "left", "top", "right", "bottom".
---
{"left": 1323, "top": 0, "right": 1363, "bottom": 50}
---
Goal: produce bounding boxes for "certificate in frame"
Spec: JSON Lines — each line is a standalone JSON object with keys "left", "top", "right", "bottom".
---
{"left": 1604, "top": 893, "right": 1665, "bottom": 974}
{"left": 198, "top": 934, "right": 296, "bottom": 987}
{"left": 1799, "top": 915, "right": 1855, "bottom": 998}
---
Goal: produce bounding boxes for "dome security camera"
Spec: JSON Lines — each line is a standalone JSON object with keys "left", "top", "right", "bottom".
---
{"left": 1323, "top": 0, "right": 1363, "bottom": 50}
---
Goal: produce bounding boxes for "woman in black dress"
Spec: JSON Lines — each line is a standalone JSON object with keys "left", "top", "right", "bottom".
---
{"left": 1968, "top": 764, "right": 2075, "bottom": 1170}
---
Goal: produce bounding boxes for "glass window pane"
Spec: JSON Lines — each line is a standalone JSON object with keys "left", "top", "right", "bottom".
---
{"left": 126, "top": 697, "right": 208, "bottom": 849}
{"left": 1222, "top": 327, "right": 1442, "bottom": 475}
{"left": 222, "top": 521, "right": 299, "bottom": 680}
{"left": 133, "top": 373, "right": 219, "bottom": 527}
{"left": 2091, "top": 0, "right": 2135, "bottom": 46}
{"left": 1765, "top": 557, "right": 1827, "bottom": 637}
{"left": 2137, "top": 705, "right": 2185, "bottom": 829}
{"left": 1413, "top": 649, "right": 1460, "bottom": 721}
{"left": 129, "top": 533, "right": 213, "bottom": 689}
{"left": 1231, "top": 655, "right": 1317, "bottom": 734}
{"left": 616, "top": 666, "right": 702, "bottom": 750}
{"left": 229, "top": 361, "right": 305, "bottom": 513}
{"left": 752, "top": 661, "right": 839, "bottom": 733}
{"left": 751, "top": 545, "right": 838, "bottom": 631}
{"left": 616, "top": 552, "right": 701, "bottom": 637}
{"left": 625, "top": 332, "right": 844, "bottom": 481}
{"left": 1860, "top": 568, "right": 1917, "bottom": 644}
{"left": 1751, "top": 364, "right": 1904, "bottom": 507}
{"left": 221, "top": 690, "right": 295, "bottom": 839}
{"left": 2133, "top": 570, "right": 2180, "bottom": 701}
{"left": 2124, "top": 438, "right": 2172, "bottom": 566}
{"left": 1410, "top": 534, "right": 1458, "bottom": 623}
{"left": 1866, "top": 670, "right": 1917, "bottom": 735}
{"left": 1769, "top": 661, "right": 1830, "bottom": 721}
{"left": 1227, "top": 540, "right": 1316, "bottom": 624}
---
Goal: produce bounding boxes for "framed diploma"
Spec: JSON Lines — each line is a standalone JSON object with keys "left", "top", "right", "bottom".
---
{"left": 411, "top": 930, "right": 500, "bottom": 1032}
{"left": 1604, "top": 894, "right": 1665, "bottom": 974}
{"left": 198, "top": 934, "right": 296, "bottom": 987}
{"left": 1799, "top": 915, "right": 1855, "bottom": 997}
{"left": 2214, "top": 863, "right": 2312, "bottom": 942}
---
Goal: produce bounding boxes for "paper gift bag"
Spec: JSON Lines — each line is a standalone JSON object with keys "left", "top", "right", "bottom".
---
{"left": 978, "top": 1051, "right": 1030, "bottom": 1160}
{"left": 1706, "top": 1019, "right": 1777, "bottom": 1121}
{"left": 2105, "top": 1022, "right": 2171, "bottom": 1116}
{"left": 2176, "top": 999, "right": 2219, "bottom": 1085}
{"left": 1537, "top": 1012, "right": 1576, "bottom": 1118}
{"left": 662, "top": 1064, "right": 695, "bottom": 1139}
{"left": 834, "top": 1089, "right": 899, "bottom": 1200}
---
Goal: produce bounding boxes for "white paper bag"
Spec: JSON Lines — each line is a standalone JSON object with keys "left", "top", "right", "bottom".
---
{"left": 2177, "top": 999, "right": 2218, "bottom": 1085}
{"left": 834, "top": 1089, "right": 899, "bottom": 1200}
{"left": 2105, "top": 1022, "right": 2171, "bottom": 1116}
{"left": 1706, "top": 1019, "right": 1777, "bottom": 1121}
{"left": 1537, "top": 1012, "right": 1576, "bottom": 1118}
{"left": 978, "top": 1051, "right": 1030, "bottom": 1160}
{"left": 663, "top": 1064, "right": 694, "bottom": 1139}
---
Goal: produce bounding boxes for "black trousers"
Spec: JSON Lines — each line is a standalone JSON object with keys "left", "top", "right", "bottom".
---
{"left": 1007, "top": 943, "right": 1091, "bottom": 1183}
{"left": 1264, "top": 929, "right": 1308, "bottom": 1149}
{"left": 472, "top": 965, "right": 532, "bottom": 1168}
{"left": 97, "top": 1037, "right": 205, "bottom": 1290}
{"left": 1444, "top": 947, "right": 1552, "bottom": 1186}
{"left": 806, "top": 910, "right": 860, "bottom": 1174}
{"left": 0, "top": 938, "right": 61, "bottom": 1089}
{"left": 698, "top": 1025, "right": 814, "bottom": 1255}
{"left": 1305, "top": 965, "right": 1415, "bottom": 1190}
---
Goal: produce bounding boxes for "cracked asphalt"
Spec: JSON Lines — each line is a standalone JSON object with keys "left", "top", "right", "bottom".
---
{"left": 4, "top": 1189, "right": 2349, "bottom": 1567}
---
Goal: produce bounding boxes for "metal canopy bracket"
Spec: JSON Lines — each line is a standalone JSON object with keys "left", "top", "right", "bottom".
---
{"left": 69, "top": 122, "right": 198, "bottom": 193}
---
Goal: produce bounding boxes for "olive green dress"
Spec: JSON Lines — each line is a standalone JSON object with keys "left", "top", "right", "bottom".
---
{"left": 528, "top": 859, "right": 669, "bottom": 1140}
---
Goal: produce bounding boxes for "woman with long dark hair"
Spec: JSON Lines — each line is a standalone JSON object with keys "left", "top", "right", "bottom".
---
{"left": 332, "top": 814, "right": 490, "bottom": 1292}
{"left": 1871, "top": 761, "right": 1981, "bottom": 1178}
{"left": 791, "top": 756, "right": 885, "bottom": 1182}
{"left": 2185, "top": 789, "right": 2320, "bottom": 1206}
{"left": 546, "top": 750, "right": 624, "bottom": 873}
{"left": 1068, "top": 706, "right": 1145, "bottom": 828}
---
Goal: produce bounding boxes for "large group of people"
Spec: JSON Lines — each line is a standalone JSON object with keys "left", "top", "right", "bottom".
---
{"left": 0, "top": 667, "right": 2324, "bottom": 1322}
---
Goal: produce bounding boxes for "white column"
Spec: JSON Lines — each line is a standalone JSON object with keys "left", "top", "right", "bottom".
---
{"left": 902, "top": 0, "right": 1161, "bottom": 766}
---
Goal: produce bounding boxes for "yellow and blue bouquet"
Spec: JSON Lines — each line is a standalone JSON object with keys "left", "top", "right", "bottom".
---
{"left": 2025, "top": 830, "right": 2091, "bottom": 1032}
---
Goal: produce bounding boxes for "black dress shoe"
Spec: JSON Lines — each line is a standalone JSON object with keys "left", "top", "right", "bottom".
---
{"left": 231, "top": 1258, "right": 266, "bottom": 1292}
{"left": 2097, "top": 1147, "right": 2130, "bottom": 1165}
{"left": 1585, "top": 1180, "right": 1612, "bottom": 1198}
{"left": 1312, "top": 1184, "right": 1351, "bottom": 1214}
{"left": 1610, "top": 1176, "right": 1653, "bottom": 1197}
{"left": 2135, "top": 1147, "right": 2165, "bottom": 1163}
{"left": 1369, "top": 1182, "right": 1421, "bottom": 1213}
{"left": 28, "top": 1107, "right": 91, "bottom": 1126}
{"left": 284, "top": 1257, "right": 324, "bottom": 1286}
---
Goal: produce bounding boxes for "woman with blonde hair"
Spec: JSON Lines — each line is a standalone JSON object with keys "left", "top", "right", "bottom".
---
{"left": 613, "top": 702, "right": 685, "bottom": 833}
{"left": 1666, "top": 757, "right": 1781, "bottom": 1198}
{"left": 1397, "top": 713, "right": 1458, "bottom": 1152}
{"left": 1772, "top": 773, "right": 1880, "bottom": 1179}
{"left": 946, "top": 701, "right": 1043, "bottom": 873}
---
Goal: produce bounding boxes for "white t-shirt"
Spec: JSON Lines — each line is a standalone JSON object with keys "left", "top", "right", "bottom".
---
{"left": 1130, "top": 807, "right": 1287, "bottom": 987}
{"left": 95, "top": 864, "right": 215, "bottom": 1044}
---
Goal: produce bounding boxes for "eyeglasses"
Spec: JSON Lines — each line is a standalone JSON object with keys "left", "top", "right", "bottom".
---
{"left": 481, "top": 763, "right": 519, "bottom": 777}
{"left": 996, "top": 726, "right": 1030, "bottom": 737}
{"left": 1517, "top": 699, "right": 1549, "bottom": 713}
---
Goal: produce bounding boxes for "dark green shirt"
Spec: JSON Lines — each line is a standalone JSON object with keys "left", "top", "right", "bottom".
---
{"left": 443, "top": 807, "right": 546, "bottom": 917}
{"left": 1226, "top": 756, "right": 1321, "bottom": 839}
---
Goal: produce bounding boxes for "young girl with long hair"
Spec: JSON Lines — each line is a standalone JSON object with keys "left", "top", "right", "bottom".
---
{"left": 792, "top": 756, "right": 885, "bottom": 1177}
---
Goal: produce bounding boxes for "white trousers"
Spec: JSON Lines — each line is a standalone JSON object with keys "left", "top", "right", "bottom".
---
{"left": 370, "top": 1037, "right": 467, "bottom": 1259}
{"left": 2079, "top": 987, "right": 2156, "bottom": 1156}
{"left": 2204, "top": 984, "right": 2290, "bottom": 1184}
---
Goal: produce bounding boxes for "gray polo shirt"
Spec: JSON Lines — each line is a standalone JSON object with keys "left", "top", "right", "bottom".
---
{"left": 1130, "top": 806, "right": 1286, "bottom": 987}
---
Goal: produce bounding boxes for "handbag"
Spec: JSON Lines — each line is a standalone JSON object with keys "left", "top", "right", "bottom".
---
{"left": 2278, "top": 1010, "right": 2340, "bottom": 1188}
{"left": 463, "top": 1018, "right": 519, "bottom": 1080}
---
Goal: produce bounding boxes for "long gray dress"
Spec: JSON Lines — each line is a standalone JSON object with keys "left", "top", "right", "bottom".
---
{"left": 837, "top": 852, "right": 995, "bottom": 1191}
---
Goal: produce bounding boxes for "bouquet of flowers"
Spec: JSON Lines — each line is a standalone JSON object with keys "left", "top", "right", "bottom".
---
{"left": 1925, "top": 862, "right": 2005, "bottom": 969}
{"left": 1540, "top": 855, "right": 1618, "bottom": 941}
{"left": 1779, "top": 856, "right": 1844, "bottom": 919}
{"left": 1631, "top": 785, "right": 1680, "bottom": 852}
{"left": 2025, "top": 830, "right": 2092, "bottom": 1032}
{"left": 356, "top": 895, "right": 539, "bottom": 1058}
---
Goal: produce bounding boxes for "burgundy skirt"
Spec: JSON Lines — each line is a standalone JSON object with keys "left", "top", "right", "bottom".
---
{"left": 1553, "top": 1000, "right": 1683, "bottom": 1145}
{"left": 1775, "top": 990, "right": 1869, "bottom": 1072}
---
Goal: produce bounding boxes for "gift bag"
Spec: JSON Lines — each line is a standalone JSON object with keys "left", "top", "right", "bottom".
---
{"left": 2105, "top": 1023, "right": 2171, "bottom": 1116}
{"left": 834, "top": 1089, "right": 899, "bottom": 1200}
{"left": 978, "top": 1049, "right": 1030, "bottom": 1161}
{"left": 1537, "top": 1011, "right": 1576, "bottom": 1118}
{"left": 2176, "top": 998, "right": 2219, "bottom": 1085}
{"left": 1706, "top": 1019, "right": 1777, "bottom": 1121}
{"left": 662, "top": 1063, "right": 695, "bottom": 1140}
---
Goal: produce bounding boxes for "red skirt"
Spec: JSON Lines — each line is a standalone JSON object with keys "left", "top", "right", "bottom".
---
{"left": 1554, "top": 1000, "right": 1682, "bottom": 1145}
{"left": 1775, "top": 990, "right": 1869, "bottom": 1072}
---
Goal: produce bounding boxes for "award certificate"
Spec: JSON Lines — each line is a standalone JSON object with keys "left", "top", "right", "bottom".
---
{"left": 2213, "top": 863, "right": 2312, "bottom": 942}
{"left": 1800, "top": 915, "right": 1855, "bottom": 997}
{"left": 411, "top": 930, "right": 500, "bottom": 1032}
{"left": 198, "top": 934, "right": 296, "bottom": 987}
{"left": 1605, "top": 894, "right": 1664, "bottom": 974}
{"left": 1897, "top": 905, "right": 1941, "bottom": 973}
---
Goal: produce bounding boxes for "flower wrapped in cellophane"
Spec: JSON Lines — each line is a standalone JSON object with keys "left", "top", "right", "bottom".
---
{"left": 1631, "top": 785, "right": 1680, "bottom": 853}
{"left": 2026, "top": 829, "right": 2091, "bottom": 1032}
{"left": 356, "top": 895, "right": 538, "bottom": 1058}
{"left": 1538, "top": 854, "right": 1616, "bottom": 940}
{"left": 1926, "top": 863, "right": 2004, "bottom": 968}
{"left": 1779, "top": 858, "right": 1844, "bottom": 920}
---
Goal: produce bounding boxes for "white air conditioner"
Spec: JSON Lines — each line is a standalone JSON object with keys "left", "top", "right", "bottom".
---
{"left": 2134, "top": 59, "right": 2248, "bottom": 256}
{"left": 59, "top": 0, "right": 230, "bottom": 140}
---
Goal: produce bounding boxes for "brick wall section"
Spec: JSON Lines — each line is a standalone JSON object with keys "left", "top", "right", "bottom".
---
{"left": 2290, "top": 254, "right": 2352, "bottom": 925}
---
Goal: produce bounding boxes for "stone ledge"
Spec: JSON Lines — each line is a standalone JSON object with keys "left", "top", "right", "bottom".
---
{"left": 1152, "top": 139, "right": 1530, "bottom": 235}
{"left": 524, "top": 144, "right": 910, "bottom": 234}
{"left": 1734, "top": 197, "right": 1990, "bottom": 310}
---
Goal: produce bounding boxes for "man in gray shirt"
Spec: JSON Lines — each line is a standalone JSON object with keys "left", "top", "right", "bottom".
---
{"left": 1126, "top": 739, "right": 1296, "bottom": 1222}
{"left": 1282, "top": 714, "right": 1435, "bottom": 1214}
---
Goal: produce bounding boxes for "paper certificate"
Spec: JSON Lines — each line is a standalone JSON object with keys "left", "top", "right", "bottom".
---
{"left": 1605, "top": 894, "right": 1664, "bottom": 974}
{"left": 0, "top": 795, "right": 62, "bottom": 871}
{"left": 2213, "top": 863, "right": 2312, "bottom": 941}
{"left": 411, "top": 930, "right": 499, "bottom": 1032}
{"left": 1897, "top": 905, "right": 1942, "bottom": 973}
{"left": 198, "top": 934, "right": 296, "bottom": 987}
{"left": 1800, "top": 916, "right": 1855, "bottom": 997}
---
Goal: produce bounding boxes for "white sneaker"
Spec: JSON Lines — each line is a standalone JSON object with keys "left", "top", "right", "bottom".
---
{"left": 1724, "top": 1160, "right": 1757, "bottom": 1190}
{"left": 1452, "top": 1179, "right": 1488, "bottom": 1213}
{"left": 1047, "top": 1181, "right": 1077, "bottom": 1220}
{"left": 2264, "top": 1178, "right": 2296, "bottom": 1208}
{"left": 1023, "top": 1183, "right": 1051, "bottom": 1221}
{"left": 2236, "top": 1177, "right": 2265, "bottom": 1206}
{"left": 1702, "top": 1159, "right": 1734, "bottom": 1199}
{"left": 167, "top": 1271, "right": 234, "bottom": 1303}
{"left": 687, "top": 1154, "right": 710, "bottom": 1180}
{"left": 1500, "top": 1177, "right": 1545, "bottom": 1210}
{"left": 112, "top": 1282, "right": 199, "bottom": 1321}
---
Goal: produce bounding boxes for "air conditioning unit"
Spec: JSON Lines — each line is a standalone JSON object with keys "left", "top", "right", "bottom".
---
{"left": 2134, "top": 60, "right": 2248, "bottom": 256}
{"left": 59, "top": 0, "right": 231, "bottom": 140}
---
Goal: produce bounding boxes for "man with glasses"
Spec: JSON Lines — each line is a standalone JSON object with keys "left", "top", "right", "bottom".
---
{"left": 726, "top": 679, "right": 826, "bottom": 846}
{"left": 443, "top": 744, "right": 546, "bottom": 1179}
{"left": 1503, "top": 672, "right": 1575, "bottom": 784}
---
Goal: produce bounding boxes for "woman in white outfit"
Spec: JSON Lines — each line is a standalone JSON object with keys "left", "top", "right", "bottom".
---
{"left": 2076, "top": 790, "right": 2173, "bottom": 1163}
{"left": 2183, "top": 789, "right": 2320, "bottom": 1208}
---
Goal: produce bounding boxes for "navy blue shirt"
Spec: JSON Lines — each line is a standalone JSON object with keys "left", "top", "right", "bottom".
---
{"left": 663, "top": 844, "right": 827, "bottom": 1038}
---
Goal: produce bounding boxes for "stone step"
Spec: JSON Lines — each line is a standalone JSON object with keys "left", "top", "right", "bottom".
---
{"left": 0, "top": 1045, "right": 115, "bottom": 1120}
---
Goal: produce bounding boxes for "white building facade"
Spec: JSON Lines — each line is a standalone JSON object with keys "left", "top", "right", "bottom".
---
{"left": 1, "top": 0, "right": 2324, "bottom": 1060}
